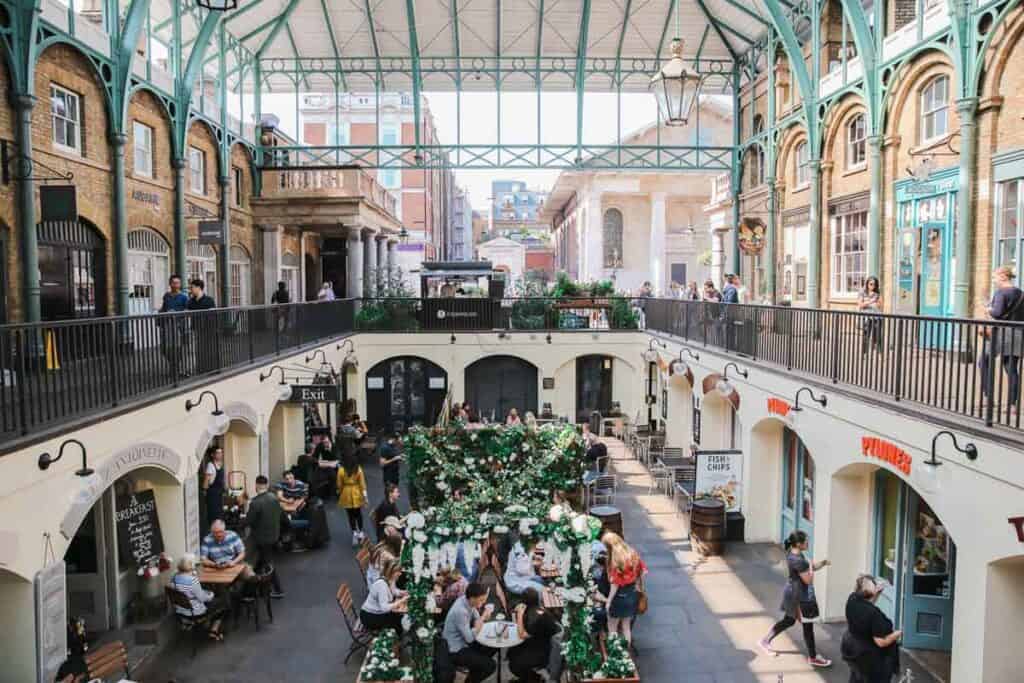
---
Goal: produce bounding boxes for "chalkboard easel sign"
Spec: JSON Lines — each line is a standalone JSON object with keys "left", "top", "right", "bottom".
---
{"left": 115, "top": 489, "right": 164, "bottom": 567}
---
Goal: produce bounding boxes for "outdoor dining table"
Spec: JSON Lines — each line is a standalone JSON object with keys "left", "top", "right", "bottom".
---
{"left": 657, "top": 455, "right": 694, "bottom": 496}
{"left": 476, "top": 620, "right": 523, "bottom": 683}
{"left": 198, "top": 564, "right": 246, "bottom": 586}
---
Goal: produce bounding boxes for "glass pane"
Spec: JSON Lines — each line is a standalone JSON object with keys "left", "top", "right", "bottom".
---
{"left": 1001, "top": 181, "right": 1019, "bottom": 239}
{"left": 911, "top": 498, "right": 951, "bottom": 597}
{"left": 390, "top": 360, "right": 406, "bottom": 415}
{"left": 409, "top": 360, "right": 425, "bottom": 417}
{"left": 785, "top": 441, "right": 797, "bottom": 509}
{"left": 801, "top": 452, "right": 815, "bottom": 522}
{"left": 876, "top": 472, "right": 900, "bottom": 586}
{"left": 997, "top": 240, "right": 1017, "bottom": 269}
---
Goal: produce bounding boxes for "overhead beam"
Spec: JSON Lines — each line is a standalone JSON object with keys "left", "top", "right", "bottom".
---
{"left": 225, "top": 0, "right": 270, "bottom": 24}
{"left": 836, "top": 0, "right": 877, "bottom": 128}
{"left": 285, "top": 23, "right": 311, "bottom": 90}
{"left": 694, "top": 25, "right": 710, "bottom": 61}
{"left": 405, "top": 0, "right": 423, "bottom": 151}
{"left": 692, "top": 0, "right": 737, "bottom": 60}
{"left": 319, "top": 0, "right": 347, "bottom": 90}
{"left": 182, "top": 12, "right": 223, "bottom": 96}
{"left": 613, "top": 0, "right": 634, "bottom": 82}
{"left": 364, "top": 0, "right": 385, "bottom": 89}
{"left": 575, "top": 0, "right": 592, "bottom": 156}
{"left": 760, "top": 0, "right": 814, "bottom": 130}
{"left": 255, "top": 0, "right": 304, "bottom": 57}
{"left": 718, "top": 0, "right": 770, "bottom": 27}
{"left": 655, "top": 0, "right": 677, "bottom": 61}
{"left": 713, "top": 17, "right": 755, "bottom": 45}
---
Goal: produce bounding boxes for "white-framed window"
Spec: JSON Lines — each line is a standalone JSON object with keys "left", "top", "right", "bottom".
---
{"left": 127, "top": 228, "right": 170, "bottom": 314}
{"left": 186, "top": 239, "right": 217, "bottom": 295}
{"left": 795, "top": 142, "right": 809, "bottom": 185}
{"left": 132, "top": 121, "right": 154, "bottom": 178}
{"left": 188, "top": 146, "right": 205, "bottom": 194}
{"left": 921, "top": 76, "right": 950, "bottom": 143}
{"left": 281, "top": 251, "right": 300, "bottom": 301}
{"left": 847, "top": 113, "right": 867, "bottom": 168}
{"left": 997, "top": 178, "right": 1022, "bottom": 272}
{"left": 50, "top": 84, "right": 82, "bottom": 154}
{"left": 378, "top": 124, "right": 400, "bottom": 188}
{"left": 750, "top": 115, "right": 766, "bottom": 187}
{"left": 831, "top": 210, "right": 867, "bottom": 297}
{"left": 229, "top": 244, "right": 252, "bottom": 307}
{"left": 232, "top": 166, "right": 243, "bottom": 207}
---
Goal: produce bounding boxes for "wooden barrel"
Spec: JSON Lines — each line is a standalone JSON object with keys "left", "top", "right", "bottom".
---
{"left": 589, "top": 505, "right": 624, "bottom": 539}
{"left": 690, "top": 498, "right": 726, "bottom": 556}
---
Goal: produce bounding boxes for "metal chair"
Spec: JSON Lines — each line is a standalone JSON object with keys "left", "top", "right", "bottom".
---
{"left": 165, "top": 587, "right": 222, "bottom": 658}
{"left": 648, "top": 462, "right": 672, "bottom": 495}
{"left": 355, "top": 546, "right": 371, "bottom": 587}
{"left": 239, "top": 564, "right": 275, "bottom": 629}
{"left": 337, "top": 582, "right": 374, "bottom": 664}
{"left": 592, "top": 474, "right": 617, "bottom": 506}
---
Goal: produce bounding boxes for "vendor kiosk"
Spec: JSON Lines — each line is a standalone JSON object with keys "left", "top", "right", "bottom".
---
{"left": 418, "top": 261, "right": 504, "bottom": 330}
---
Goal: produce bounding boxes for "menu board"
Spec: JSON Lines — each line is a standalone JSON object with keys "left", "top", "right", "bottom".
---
{"left": 115, "top": 489, "right": 164, "bottom": 567}
{"left": 34, "top": 561, "right": 66, "bottom": 683}
{"left": 695, "top": 449, "right": 743, "bottom": 512}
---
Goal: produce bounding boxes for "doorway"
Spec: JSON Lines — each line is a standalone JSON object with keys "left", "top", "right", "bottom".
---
{"left": 465, "top": 355, "right": 538, "bottom": 423}
{"left": 127, "top": 228, "right": 170, "bottom": 316}
{"left": 576, "top": 355, "right": 613, "bottom": 423}
{"left": 321, "top": 238, "right": 348, "bottom": 299}
{"left": 872, "top": 470, "right": 956, "bottom": 651}
{"left": 38, "top": 218, "right": 107, "bottom": 320}
{"left": 780, "top": 427, "right": 815, "bottom": 549}
{"left": 64, "top": 493, "right": 117, "bottom": 632}
{"left": 365, "top": 356, "right": 447, "bottom": 433}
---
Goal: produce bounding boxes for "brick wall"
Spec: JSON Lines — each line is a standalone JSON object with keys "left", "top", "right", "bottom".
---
{"left": 0, "top": 55, "right": 18, "bottom": 321}
{"left": 126, "top": 89, "right": 175, "bottom": 255}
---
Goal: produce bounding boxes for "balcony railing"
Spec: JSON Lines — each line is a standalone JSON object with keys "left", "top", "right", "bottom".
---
{"left": 0, "top": 300, "right": 355, "bottom": 449}
{"left": 642, "top": 299, "right": 1023, "bottom": 432}
{"left": 260, "top": 167, "right": 399, "bottom": 217}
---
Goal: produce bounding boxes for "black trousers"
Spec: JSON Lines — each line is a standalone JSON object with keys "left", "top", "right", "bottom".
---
{"left": 452, "top": 642, "right": 497, "bottom": 683}
{"left": 769, "top": 615, "right": 817, "bottom": 658}
{"left": 248, "top": 543, "right": 283, "bottom": 593}
{"left": 360, "top": 609, "right": 403, "bottom": 632}
{"left": 344, "top": 507, "right": 364, "bottom": 531}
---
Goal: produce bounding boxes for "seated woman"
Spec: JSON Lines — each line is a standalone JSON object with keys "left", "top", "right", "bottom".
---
{"left": 367, "top": 534, "right": 403, "bottom": 587}
{"left": 360, "top": 559, "right": 409, "bottom": 632}
{"left": 504, "top": 536, "right": 546, "bottom": 595}
{"left": 506, "top": 408, "right": 522, "bottom": 426}
{"left": 436, "top": 566, "right": 469, "bottom": 614}
{"left": 170, "top": 554, "right": 227, "bottom": 641}
{"left": 508, "top": 587, "right": 561, "bottom": 683}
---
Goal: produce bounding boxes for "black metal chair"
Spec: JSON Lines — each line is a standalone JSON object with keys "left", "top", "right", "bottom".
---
{"left": 166, "top": 586, "right": 223, "bottom": 658}
{"left": 239, "top": 564, "right": 275, "bottom": 629}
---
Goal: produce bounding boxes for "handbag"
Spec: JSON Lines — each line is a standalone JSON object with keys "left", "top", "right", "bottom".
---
{"left": 635, "top": 575, "right": 649, "bottom": 615}
{"left": 798, "top": 584, "right": 822, "bottom": 623}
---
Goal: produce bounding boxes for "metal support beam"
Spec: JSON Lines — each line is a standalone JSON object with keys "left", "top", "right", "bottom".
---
{"left": 319, "top": 0, "right": 347, "bottom": 91}
{"left": 719, "top": 0, "right": 770, "bottom": 26}
{"left": 613, "top": 0, "right": 634, "bottom": 82}
{"left": 405, "top": 0, "right": 423, "bottom": 153}
{"left": 285, "top": 23, "right": 311, "bottom": 90}
{"left": 575, "top": 0, "right": 592, "bottom": 158}
{"left": 255, "top": 0, "right": 303, "bottom": 57}
{"left": 364, "top": 0, "right": 385, "bottom": 88}
{"left": 655, "top": 0, "right": 677, "bottom": 61}
{"left": 692, "top": 0, "right": 738, "bottom": 60}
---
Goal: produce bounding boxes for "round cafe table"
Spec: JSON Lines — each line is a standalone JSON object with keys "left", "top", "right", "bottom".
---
{"left": 475, "top": 620, "right": 523, "bottom": 683}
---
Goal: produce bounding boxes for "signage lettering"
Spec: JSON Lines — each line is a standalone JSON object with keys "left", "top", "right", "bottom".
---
{"left": 198, "top": 220, "right": 225, "bottom": 245}
{"left": 131, "top": 189, "right": 161, "bottom": 207}
{"left": 861, "top": 436, "right": 912, "bottom": 475}
{"left": 767, "top": 398, "right": 791, "bottom": 418}
{"left": 288, "top": 384, "right": 341, "bottom": 403}
{"left": 115, "top": 489, "right": 164, "bottom": 567}
{"left": 694, "top": 449, "right": 742, "bottom": 512}
{"left": 1009, "top": 516, "right": 1024, "bottom": 543}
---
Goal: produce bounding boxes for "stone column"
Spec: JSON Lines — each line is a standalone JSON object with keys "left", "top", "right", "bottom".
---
{"left": 387, "top": 239, "right": 397, "bottom": 282}
{"left": 376, "top": 236, "right": 388, "bottom": 291}
{"left": 650, "top": 192, "right": 667, "bottom": 295}
{"left": 363, "top": 230, "right": 378, "bottom": 297}
{"left": 172, "top": 157, "right": 187, "bottom": 278}
{"left": 867, "top": 135, "right": 884, "bottom": 285}
{"left": 14, "top": 94, "right": 40, "bottom": 321}
{"left": 260, "top": 224, "right": 282, "bottom": 304}
{"left": 954, "top": 97, "right": 978, "bottom": 318}
{"left": 347, "top": 229, "right": 364, "bottom": 299}
{"left": 110, "top": 132, "right": 130, "bottom": 315}
{"left": 585, "top": 194, "right": 603, "bottom": 280}
{"left": 806, "top": 159, "right": 823, "bottom": 309}
{"left": 217, "top": 175, "right": 232, "bottom": 308}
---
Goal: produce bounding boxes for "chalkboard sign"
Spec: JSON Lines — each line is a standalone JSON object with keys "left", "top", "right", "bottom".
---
{"left": 115, "top": 489, "right": 164, "bottom": 567}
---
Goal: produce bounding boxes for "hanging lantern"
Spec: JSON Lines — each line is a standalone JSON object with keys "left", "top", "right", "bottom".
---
{"left": 196, "top": 0, "right": 238, "bottom": 10}
{"left": 650, "top": 39, "right": 702, "bottom": 126}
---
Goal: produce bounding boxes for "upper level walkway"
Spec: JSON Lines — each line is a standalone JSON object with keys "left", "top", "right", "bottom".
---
{"left": 2, "top": 296, "right": 1020, "bottom": 452}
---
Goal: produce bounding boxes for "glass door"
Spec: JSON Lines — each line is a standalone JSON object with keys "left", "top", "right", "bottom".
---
{"left": 780, "top": 428, "right": 815, "bottom": 550}
{"left": 916, "top": 194, "right": 955, "bottom": 349}
{"left": 873, "top": 470, "right": 905, "bottom": 621}
{"left": 576, "top": 355, "right": 613, "bottom": 423}
{"left": 902, "top": 493, "right": 956, "bottom": 650}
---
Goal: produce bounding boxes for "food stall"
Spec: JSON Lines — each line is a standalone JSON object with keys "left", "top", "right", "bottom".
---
{"left": 418, "top": 261, "right": 504, "bottom": 330}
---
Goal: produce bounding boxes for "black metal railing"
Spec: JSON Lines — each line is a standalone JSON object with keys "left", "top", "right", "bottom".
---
{"left": 642, "top": 298, "right": 1024, "bottom": 431}
{"left": 0, "top": 300, "right": 355, "bottom": 445}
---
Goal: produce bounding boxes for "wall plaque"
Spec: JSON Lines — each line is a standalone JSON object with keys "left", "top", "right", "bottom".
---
{"left": 542, "top": 377, "right": 555, "bottom": 390}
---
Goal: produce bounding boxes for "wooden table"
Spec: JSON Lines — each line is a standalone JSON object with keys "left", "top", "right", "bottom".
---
{"left": 198, "top": 564, "right": 246, "bottom": 586}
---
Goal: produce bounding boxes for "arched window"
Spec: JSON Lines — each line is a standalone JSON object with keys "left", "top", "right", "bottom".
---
{"left": 602, "top": 209, "right": 624, "bottom": 268}
{"left": 920, "top": 76, "right": 949, "bottom": 142}
{"left": 230, "top": 244, "right": 252, "bottom": 307}
{"left": 751, "top": 115, "right": 766, "bottom": 187}
{"left": 795, "top": 141, "right": 809, "bottom": 185}
{"left": 127, "top": 228, "right": 170, "bottom": 314}
{"left": 847, "top": 113, "right": 867, "bottom": 168}
{"left": 186, "top": 239, "right": 217, "bottom": 296}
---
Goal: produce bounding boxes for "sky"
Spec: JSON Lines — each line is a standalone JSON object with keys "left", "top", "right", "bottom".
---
{"left": 251, "top": 89, "right": 662, "bottom": 210}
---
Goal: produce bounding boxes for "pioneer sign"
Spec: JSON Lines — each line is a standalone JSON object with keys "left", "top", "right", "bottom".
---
{"left": 288, "top": 384, "right": 341, "bottom": 403}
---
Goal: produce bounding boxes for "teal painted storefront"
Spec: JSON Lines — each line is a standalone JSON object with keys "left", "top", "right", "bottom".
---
{"left": 780, "top": 428, "right": 815, "bottom": 550}
{"left": 872, "top": 470, "right": 956, "bottom": 652}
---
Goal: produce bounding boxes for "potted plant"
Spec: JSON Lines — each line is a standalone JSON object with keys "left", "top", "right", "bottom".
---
{"left": 582, "top": 635, "right": 640, "bottom": 682}
{"left": 358, "top": 630, "right": 412, "bottom": 682}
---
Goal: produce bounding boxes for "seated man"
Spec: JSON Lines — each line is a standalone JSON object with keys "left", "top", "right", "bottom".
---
{"left": 442, "top": 582, "right": 497, "bottom": 683}
{"left": 200, "top": 519, "right": 254, "bottom": 580}
{"left": 276, "top": 471, "right": 309, "bottom": 511}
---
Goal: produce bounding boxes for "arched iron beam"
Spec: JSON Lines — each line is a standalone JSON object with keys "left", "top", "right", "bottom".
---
{"left": 405, "top": 0, "right": 423, "bottom": 153}
{"left": 255, "top": 0, "right": 303, "bottom": 58}
{"left": 575, "top": 0, "right": 593, "bottom": 158}
{"left": 759, "top": 0, "right": 815, "bottom": 143}
{"left": 692, "top": 0, "right": 738, "bottom": 60}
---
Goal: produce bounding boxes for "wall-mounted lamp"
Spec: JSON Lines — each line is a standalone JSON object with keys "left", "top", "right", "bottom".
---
{"left": 185, "top": 390, "right": 230, "bottom": 436}
{"left": 38, "top": 438, "right": 93, "bottom": 476}
{"left": 670, "top": 348, "right": 700, "bottom": 376}
{"left": 643, "top": 338, "right": 667, "bottom": 363}
{"left": 921, "top": 430, "right": 978, "bottom": 493}
{"left": 450, "top": 334, "right": 457, "bottom": 344}
{"left": 546, "top": 333, "right": 552, "bottom": 344}
{"left": 306, "top": 349, "right": 328, "bottom": 365}
{"left": 716, "top": 362, "right": 748, "bottom": 397}
{"left": 337, "top": 339, "right": 359, "bottom": 370}
{"left": 259, "top": 365, "right": 295, "bottom": 401}
{"left": 791, "top": 387, "right": 827, "bottom": 412}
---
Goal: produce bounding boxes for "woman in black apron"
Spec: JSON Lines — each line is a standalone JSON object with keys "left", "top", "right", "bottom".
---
{"left": 204, "top": 446, "right": 226, "bottom": 532}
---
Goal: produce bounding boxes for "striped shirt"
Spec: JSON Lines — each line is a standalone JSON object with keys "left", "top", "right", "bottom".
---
{"left": 276, "top": 479, "right": 309, "bottom": 500}
{"left": 201, "top": 530, "right": 244, "bottom": 565}
{"left": 170, "top": 572, "right": 213, "bottom": 616}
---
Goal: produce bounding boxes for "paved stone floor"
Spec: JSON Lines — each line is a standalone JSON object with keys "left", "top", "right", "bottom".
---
{"left": 149, "top": 439, "right": 943, "bottom": 683}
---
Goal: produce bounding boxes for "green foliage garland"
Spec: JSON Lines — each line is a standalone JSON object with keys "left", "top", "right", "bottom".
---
{"left": 589, "top": 635, "right": 636, "bottom": 679}
{"left": 360, "top": 629, "right": 412, "bottom": 681}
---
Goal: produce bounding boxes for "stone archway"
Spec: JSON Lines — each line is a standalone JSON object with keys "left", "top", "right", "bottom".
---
{"left": 983, "top": 555, "right": 1024, "bottom": 680}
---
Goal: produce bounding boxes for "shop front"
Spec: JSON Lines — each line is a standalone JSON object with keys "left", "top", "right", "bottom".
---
{"left": 781, "top": 207, "right": 810, "bottom": 306}
{"left": 780, "top": 427, "right": 816, "bottom": 549}
{"left": 893, "top": 167, "right": 958, "bottom": 322}
{"left": 872, "top": 469, "right": 956, "bottom": 652}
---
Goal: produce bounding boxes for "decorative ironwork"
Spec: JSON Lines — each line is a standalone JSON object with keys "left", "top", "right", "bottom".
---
{"left": 1, "top": 139, "right": 74, "bottom": 184}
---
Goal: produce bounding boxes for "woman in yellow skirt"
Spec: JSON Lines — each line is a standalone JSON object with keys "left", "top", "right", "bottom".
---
{"left": 336, "top": 450, "right": 368, "bottom": 546}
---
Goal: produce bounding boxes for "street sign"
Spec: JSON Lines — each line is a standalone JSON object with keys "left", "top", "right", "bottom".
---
{"left": 198, "top": 220, "right": 225, "bottom": 245}
{"left": 288, "top": 384, "right": 341, "bottom": 402}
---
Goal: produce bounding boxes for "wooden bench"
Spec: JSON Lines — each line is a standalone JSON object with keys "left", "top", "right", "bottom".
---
{"left": 84, "top": 641, "right": 130, "bottom": 681}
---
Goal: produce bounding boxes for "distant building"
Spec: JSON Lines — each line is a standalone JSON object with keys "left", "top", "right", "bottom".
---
{"left": 449, "top": 187, "right": 473, "bottom": 261}
{"left": 477, "top": 237, "right": 526, "bottom": 286}
{"left": 471, "top": 210, "right": 487, "bottom": 255}
{"left": 491, "top": 180, "right": 547, "bottom": 223}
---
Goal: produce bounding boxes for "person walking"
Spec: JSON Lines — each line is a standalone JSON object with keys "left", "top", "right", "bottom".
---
{"left": 378, "top": 433, "right": 403, "bottom": 489}
{"left": 602, "top": 531, "right": 647, "bottom": 648}
{"left": 245, "top": 475, "right": 285, "bottom": 598}
{"left": 336, "top": 450, "right": 368, "bottom": 546}
{"left": 186, "top": 278, "right": 218, "bottom": 374}
{"left": 157, "top": 274, "right": 188, "bottom": 375}
{"left": 202, "top": 446, "right": 226, "bottom": 535}
{"left": 271, "top": 281, "right": 290, "bottom": 304}
{"left": 858, "top": 277, "right": 883, "bottom": 354}
{"left": 759, "top": 529, "right": 832, "bottom": 667}
{"left": 983, "top": 266, "right": 1024, "bottom": 417}
{"left": 842, "top": 574, "right": 901, "bottom": 682}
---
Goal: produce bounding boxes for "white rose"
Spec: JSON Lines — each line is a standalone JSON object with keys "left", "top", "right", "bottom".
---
{"left": 416, "top": 627, "right": 432, "bottom": 640}
{"left": 571, "top": 514, "right": 589, "bottom": 535}
{"left": 407, "top": 512, "right": 426, "bottom": 529}
{"left": 413, "top": 530, "right": 428, "bottom": 543}
{"left": 548, "top": 505, "right": 564, "bottom": 522}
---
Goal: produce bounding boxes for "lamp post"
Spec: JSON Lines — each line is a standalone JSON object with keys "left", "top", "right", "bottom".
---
{"left": 38, "top": 438, "right": 94, "bottom": 476}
